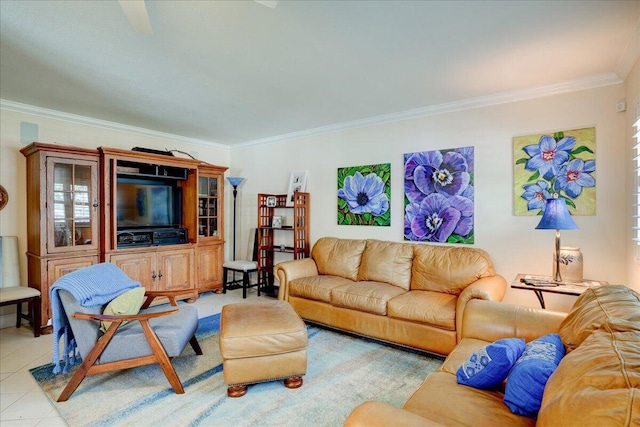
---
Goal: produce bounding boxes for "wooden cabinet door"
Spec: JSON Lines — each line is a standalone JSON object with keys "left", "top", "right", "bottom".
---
{"left": 196, "top": 244, "right": 223, "bottom": 291}
{"left": 46, "top": 156, "right": 100, "bottom": 255}
{"left": 157, "top": 249, "right": 194, "bottom": 291}
{"left": 45, "top": 256, "right": 99, "bottom": 325}
{"left": 197, "top": 166, "right": 225, "bottom": 243}
{"left": 109, "top": 253, "right": 156, "bottom": 290}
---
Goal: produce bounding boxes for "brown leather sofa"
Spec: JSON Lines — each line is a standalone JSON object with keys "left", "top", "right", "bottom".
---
{"left": 275, "top": 237, "right": 507, "bottom": 355}
{"left": 344, "top": 284, "right": 640, "bottom": 427}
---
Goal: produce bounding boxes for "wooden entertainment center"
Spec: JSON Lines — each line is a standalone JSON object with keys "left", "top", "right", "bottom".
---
{"left": 21, "top": 143, "right": 228, "bottom": 333}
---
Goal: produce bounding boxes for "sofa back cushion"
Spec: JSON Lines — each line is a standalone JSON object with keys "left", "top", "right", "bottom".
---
{"left": 311, "top": 237, "right": 366, "bottom": 281}
{"left": 558, "top": 285, "right": 640, "bottom": 352}
{"left": 357, "top": 240, "right": 414, "bottom": 290}
{"left": 538, "top": 319, "right": 640, "bottom": 427}
{"left": 411, "top": 245, "right": 495, "bottom": 295}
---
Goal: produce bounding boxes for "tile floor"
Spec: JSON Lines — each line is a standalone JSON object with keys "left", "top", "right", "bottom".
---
{"left": 0, "top": 288, "right": 263, "bottom": 427}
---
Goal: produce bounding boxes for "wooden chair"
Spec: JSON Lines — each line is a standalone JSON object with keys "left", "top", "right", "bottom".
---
{"left": 56, "top": 289, "right": 202, "bottom": 402}
{"left": 0, "top": 287, "right": 41, "bottom": 337}
{"left": 0, "top": 236, "right": 41, "bottom": 337}
{"left": 222, "top": 228, "right": 260, "bottom": 298}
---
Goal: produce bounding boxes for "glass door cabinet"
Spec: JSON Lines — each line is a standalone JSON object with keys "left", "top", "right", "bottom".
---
{"left": 47, "top": 157, "right": 99, "bottom": 252}
{"left": 198, "top": 174, "right": 220, "bottom": 238}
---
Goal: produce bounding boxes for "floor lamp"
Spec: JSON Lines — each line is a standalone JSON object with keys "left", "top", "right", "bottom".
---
{"left": 227, "top": 177, "right": 245, "bottom": 260}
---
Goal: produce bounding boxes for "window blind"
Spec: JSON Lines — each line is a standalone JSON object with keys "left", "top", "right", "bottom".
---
{"left": 634, "top": 115, "right": 640, "bottom": 251}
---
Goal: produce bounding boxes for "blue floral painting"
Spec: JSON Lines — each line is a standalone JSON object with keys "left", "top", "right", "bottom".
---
{"left": 338, "top": 163, "right": 390, "bottom": 226}
{"left": 514, "top": 127, "right": 596, "bottom": 216}
{"left": 404, "top": 147, "right": 474, "bottom": 244}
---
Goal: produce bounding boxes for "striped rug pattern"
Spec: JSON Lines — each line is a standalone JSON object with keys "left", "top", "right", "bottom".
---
{"left": 31, "top": 313, "right": 443, "bottom": 427}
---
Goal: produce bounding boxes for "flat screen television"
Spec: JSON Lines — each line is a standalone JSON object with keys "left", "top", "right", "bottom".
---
{"left": 116, "top": 179, "right": 182, "bottom": 230}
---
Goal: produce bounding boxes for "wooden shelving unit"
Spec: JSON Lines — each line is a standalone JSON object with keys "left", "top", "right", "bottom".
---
{"left": 257, "top": 192, "right": 310, "bottom": 297}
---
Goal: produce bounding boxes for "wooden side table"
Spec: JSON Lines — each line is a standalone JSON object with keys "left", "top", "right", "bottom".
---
{"left": 510, "top": 274, "right": 607, "bottom": 309}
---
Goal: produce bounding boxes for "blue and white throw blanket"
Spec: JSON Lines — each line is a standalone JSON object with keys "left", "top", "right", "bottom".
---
{"left": 50, "top": 262, "right": 141, "bottom": 374}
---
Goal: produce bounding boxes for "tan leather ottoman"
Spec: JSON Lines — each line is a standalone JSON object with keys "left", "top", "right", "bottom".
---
{"left": 219, "top": 300, "right": 308, "bottom": 397}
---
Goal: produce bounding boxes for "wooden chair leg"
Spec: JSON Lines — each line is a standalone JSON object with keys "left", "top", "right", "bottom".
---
{"left": 190, "top": 336, "right": 203, "bottom": 355}
{"left": 222, "top": 268, "right": 229, "bottom": 294}
{"left": 31, "top": 297, "right": 41, "bottom": 337}
{"left": 242, "top": 272, "right": 249, "bottom": 299}
{"left": 139, "top": 320, "right": 184, "bottom": 394}
{"left": 15, "top": 302, "right": 22, "bottom": 328}
{"left": 256, "top": 271, "right": 261, "bottom": 297}
{"left": 58, "top": 323, "right": 121, "bottom": 402}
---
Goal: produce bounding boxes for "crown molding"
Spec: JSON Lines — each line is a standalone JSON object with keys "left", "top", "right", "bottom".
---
{"left": 234, "top": 73, "right": 622, "bottom": 150}
{"left": 2, "top": 72, "right": 623, "bottom": 152}
{"left": 0, "top": 99, "right": 229, "bottom": 151}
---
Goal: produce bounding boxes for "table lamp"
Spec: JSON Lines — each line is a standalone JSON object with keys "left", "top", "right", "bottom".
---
{"left": 535, "top": 195, "right": 578, "bottom": 282}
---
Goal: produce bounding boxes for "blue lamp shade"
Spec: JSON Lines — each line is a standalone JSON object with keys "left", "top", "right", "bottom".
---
{"left": 535, "top": 197, "right": 579, "bottom": 230}
{"left": 226, "top": 177, "right": 245, "bottom": 188}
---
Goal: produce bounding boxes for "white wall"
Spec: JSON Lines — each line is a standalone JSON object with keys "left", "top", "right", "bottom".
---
{"left": 230, "top": 84, "right": 630, "bottom": 312}
{"left": 0, "top": 81, "right": 633, "bottom": 317}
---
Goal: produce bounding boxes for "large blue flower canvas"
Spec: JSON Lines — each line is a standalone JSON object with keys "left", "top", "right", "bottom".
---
{"left": 338, "top": 163, "right": 390, "bottom": 226}
{"left": 404, "top": 147, "right": 474, "bottom": 244}
{"left": 514, "top": 127, "right": 596, "bottom": 216}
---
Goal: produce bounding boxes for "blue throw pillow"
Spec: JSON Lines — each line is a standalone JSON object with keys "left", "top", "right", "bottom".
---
{"left": 504, "top": 333, "right": 565, "bottom": 418}
{"left": 456, "top": 338, "right": 526, "bottom": 389}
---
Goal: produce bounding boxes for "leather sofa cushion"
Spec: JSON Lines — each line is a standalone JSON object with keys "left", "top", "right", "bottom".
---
{"left": 311, "top": 237, "right": 366, "bottom": 281}
{"left": 402, "top": 372, "right": 535, "bottom": 427}
{"left": 289, "top": 275, "right": 354, "bottom": 303}
{"left": 331, "top": 281, "right": 406, "bottom": 315}
{"left": 357, "top": 239, "right": 414, "bottom": 290}
{"left": 538, "top": 319, "right": 640, "bottom": 426}
{"left": 559, "top": 285, "right": 640, "bottom": 352}
{"left": 411, "top": 245, "right": 495, "bottom": 295}
{"left": 388, "top": 290, "right": 457, "bottom": 330}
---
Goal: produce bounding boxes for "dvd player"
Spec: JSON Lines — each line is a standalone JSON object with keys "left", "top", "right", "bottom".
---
{"left": 117, "top": 228, "right": 188, "bottom": 247}
{"left": 152, "top": 228, "right": 188, "bottom": 245}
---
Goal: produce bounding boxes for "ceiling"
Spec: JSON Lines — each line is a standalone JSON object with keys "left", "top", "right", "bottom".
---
{"left": 1, "top": 1, "right": 639, "bottom": 148}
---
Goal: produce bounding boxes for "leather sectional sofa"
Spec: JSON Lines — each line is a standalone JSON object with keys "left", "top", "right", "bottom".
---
{"left": 344, "top": 284, "right": 640, "bottom": 426}
{"left": 274, "top": 237, "right": 507, "bottom": 355}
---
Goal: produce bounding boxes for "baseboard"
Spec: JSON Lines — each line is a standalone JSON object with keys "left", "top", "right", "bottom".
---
{"left": 0, "top": 311, "right": 16, "bottom": 329}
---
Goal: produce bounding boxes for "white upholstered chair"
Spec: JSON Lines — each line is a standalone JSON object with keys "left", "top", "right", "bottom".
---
{"left": 0, "top": 236, "right": 41, "bottom": 337}
{"left": 222, "top": 228, "right": 260, "bottom": 298}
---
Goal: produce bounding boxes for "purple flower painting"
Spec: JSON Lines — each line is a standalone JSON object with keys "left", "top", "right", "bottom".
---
{"left": 404, "top": 147, "right": 474, "bottom": 244}
{"left": 514, "top": 127, "right": 596, "bottom": 216}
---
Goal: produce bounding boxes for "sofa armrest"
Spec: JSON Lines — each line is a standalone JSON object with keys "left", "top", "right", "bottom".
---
{"left": 274, "top": 258, "right": 319, "bottom": 300}
{"left": 343, "top": 402, "right": 444, "bottom": 427}
{"left": 455, "top": 275, "right": 507, "bottom": 341}
{"left": 461, "top": 299, "right": 566, "bottom": 343}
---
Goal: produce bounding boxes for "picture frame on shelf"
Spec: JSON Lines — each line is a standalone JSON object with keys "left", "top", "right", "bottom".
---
{"left": 272, "top": 215, "right": 283, "bottom": 228}
{"left": 266, "top": 196, "right": 277, "bottom": 207}
{"left": 286, "top": 171, "right": 308, "bottom": 207}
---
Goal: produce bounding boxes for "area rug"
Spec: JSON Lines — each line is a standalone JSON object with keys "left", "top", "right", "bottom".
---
{"left": 30, "top": 313, "right": 443, "bottom": 427}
